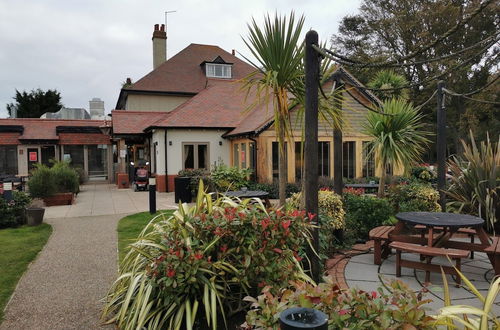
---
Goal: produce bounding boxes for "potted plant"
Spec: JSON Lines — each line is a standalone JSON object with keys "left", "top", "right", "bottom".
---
{"left": 26, "top": 198, "right": 45, "bottom": 226}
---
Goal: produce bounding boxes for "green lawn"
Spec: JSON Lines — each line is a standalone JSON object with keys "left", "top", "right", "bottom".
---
{"left": 0, "top": 224, "right": 52, "bottom": 321}
{"left": 117, "top": 210, "right": 175, "bottom": 262}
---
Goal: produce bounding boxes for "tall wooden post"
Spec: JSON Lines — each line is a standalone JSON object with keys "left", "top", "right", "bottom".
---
{"left": 332, "top": 73, "right": 344, "bottom": 196}
{"left": 436, "top": 81, "right": 446, "bottom": 211}
{"left": 304, "top": 30, "right": 320, "bottom": 283}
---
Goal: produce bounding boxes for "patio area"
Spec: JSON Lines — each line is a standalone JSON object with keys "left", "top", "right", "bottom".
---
{"left": 327, "top": 240, "right": 500, "bottom": 314}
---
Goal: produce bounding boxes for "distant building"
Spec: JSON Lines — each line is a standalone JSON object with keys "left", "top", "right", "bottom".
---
{"left": 89, "top": 97, "right": 105, "bottom": 120}
{"left": 41, "top": 107, "right": 91, "bottom": 120}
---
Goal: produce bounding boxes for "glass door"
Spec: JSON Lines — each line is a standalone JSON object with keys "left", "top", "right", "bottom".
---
{"left": 88, "top": 145, "right": 108, "bottom": 180}
{"left": 41, "top": 146, "right": 55, "bottom": 167}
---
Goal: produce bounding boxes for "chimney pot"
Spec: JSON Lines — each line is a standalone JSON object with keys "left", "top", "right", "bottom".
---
{"left": 160, "top": 24, "right": 165, "bottom": 32}
{"left": 232, "top": 49, "right": 235, "bottom": 55}
{"left": 154, "top": 24, "right": 159, "bottom": 31}
{"left": 126, "top": 78, "right": 132, "bottom": 85}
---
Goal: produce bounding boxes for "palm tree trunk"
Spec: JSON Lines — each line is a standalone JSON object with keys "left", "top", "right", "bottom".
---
{"left": 378, "top": 163, "right": 386, "bottom": 197}
{"left": 278, "top": 129, "right": 287, "bottom": 206}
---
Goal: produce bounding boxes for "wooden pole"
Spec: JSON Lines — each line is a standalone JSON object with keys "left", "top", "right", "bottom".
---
{"left": 304, "top": 30, "right": 320, "bottom": 283}
{"left": 436, "top": 81, "right": 446, "bottom": 211}
{"left": 332, "top": 72, "right": 344, "bottom": 196}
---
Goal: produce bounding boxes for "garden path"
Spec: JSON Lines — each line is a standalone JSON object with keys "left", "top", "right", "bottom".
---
{"left": 0, "top": 214, "right": 122, "bottom": 329}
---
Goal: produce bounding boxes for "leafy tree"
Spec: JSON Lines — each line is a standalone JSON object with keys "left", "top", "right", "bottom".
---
{"left": 368, "top": 70, "right": 409, "bottom": 101}
{"left": 363, "top": 99, "right": 431, "bottom": 197}
{"left": 331, "top": 0, "right": 499, "bottom": 156}
{"left": 7, "top": 88, "right": 63, "bottom": 118}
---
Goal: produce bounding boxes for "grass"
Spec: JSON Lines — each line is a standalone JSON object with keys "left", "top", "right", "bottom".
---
{"left": 0, "top": 224, "right": 52, "bottom": 321}
{"left": 117, "top": 210, "right": 175, "bottom": 262}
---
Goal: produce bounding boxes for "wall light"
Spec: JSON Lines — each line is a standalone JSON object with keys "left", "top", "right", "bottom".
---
{"left": 219, "top": 141, "right": 223, "bottom": 146}
{"left": 169, "top": 141, "right": 172, "bottom": 146}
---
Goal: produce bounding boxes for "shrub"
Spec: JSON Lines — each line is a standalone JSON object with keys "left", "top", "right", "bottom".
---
{"left": 102, "top": 182, "right": 313, "bottom": 329}
{"left": 27, "top": 164, "right": 57, "bottom": 198}
{"left": 210, "top": 164, "right": 252, "bottom": 192}
{"left": 178, "top": 168, "right": 212, "bottom": 195}
{"left": 388, "top": 182, "right": 440, "bottom": 213}
{"left": 344, "top": 194, "right": 393, "bottom": 240}
{"left": 410, "top": 164, "right": 436, "bottom": 184}
{"left": 247, "top": 181, "right": 300, "bottom": 199}
{"left": 51, "top": 161, "right": 79, "bottom": 194}
{"left": 0, "top": 191, "right": 32, "bottom": 228}
{"left": 446, "top": 132, "right": 499, "bottom": 232}
{"left": 243, "top": 276, "right": 435, "bottom": 329}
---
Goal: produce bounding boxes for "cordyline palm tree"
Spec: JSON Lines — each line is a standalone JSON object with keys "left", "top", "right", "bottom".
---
{"left": 363, "top": 98, "right": 431, "bottom": 197}
{"left": 368, "top": 70, "right": 409, "bottom": 101}
{"left": 242, "top": 12, "right": 342, "bottom": 205}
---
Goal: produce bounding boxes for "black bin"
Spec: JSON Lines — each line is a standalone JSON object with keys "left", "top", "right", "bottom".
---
{"left": 174, "top": 177, "right": 192, "bottom": 203}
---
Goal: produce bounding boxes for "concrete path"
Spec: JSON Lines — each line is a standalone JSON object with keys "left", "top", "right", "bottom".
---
{"left": 345, "top": 250, "right": 500, "bottom": 314}
{"left": 45, "top": 183, "right": 178, "bottom": 218}
{"left": 0, "top": 214, "right": 121, "bottom": 330}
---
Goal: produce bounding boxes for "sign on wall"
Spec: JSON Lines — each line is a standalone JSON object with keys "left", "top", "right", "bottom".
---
{"left": 29, "top": 152, "right": 37, "bottom": 162}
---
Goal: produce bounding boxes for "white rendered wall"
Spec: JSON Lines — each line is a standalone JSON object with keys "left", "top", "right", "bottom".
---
{"left": 152, "top": 129, "right": 166, "bottom": 175}
{"left": 165, "top": 129, "right": 230, "bottom": 175}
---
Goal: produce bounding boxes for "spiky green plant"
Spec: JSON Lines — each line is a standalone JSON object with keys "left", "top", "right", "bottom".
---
{"left": 368, "top": 70, "right": 409, "bottom": 101}
{"left": 446, "top": 131, "right": 499, "bottom": 233}
{"left": 434, "top": 265, "right": 500, "bottom": 329}
{"left": 363, "top": 98, "right": 431, "bottom": 197}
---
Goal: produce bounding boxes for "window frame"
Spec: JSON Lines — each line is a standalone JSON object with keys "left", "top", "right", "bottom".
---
{"left": 0, "top": 145, "right": 18, "bottom": 176}
{"left": 205, "top": 63, "right": 232, "bottom": 79}
{"left": 182, "top": 142, "right": 210, "bottom": 170}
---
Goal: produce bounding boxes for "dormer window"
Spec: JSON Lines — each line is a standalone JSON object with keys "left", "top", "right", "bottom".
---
{"left": 206, "top": 63, "right": 232, "bottom": 78}
{"left": 201, "top": 56, "right": 233, "bottom": 79}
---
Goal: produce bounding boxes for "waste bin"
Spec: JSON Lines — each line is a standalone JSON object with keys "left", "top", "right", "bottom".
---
{"left": 174, "top": 177, "right": 192, "bottom": 203}
{"left": 279, "top": 307, "right": 328, "bottom": 330}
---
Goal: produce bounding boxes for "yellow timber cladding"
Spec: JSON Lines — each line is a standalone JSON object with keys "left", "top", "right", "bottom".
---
{"left": 230, "top": 89, "right": 403, "bottom": 182}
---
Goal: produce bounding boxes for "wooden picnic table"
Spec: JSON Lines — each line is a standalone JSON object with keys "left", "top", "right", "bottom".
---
{"left": 225, "top": 190, "right": 272, "bottom": 208}
{"left": 390, "top": 212, "right": 497, "bottom": 280}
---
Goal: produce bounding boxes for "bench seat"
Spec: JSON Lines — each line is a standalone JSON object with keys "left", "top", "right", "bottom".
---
{"left": 369, "top": 226, "right": 394, "bottom": 265}
{"left": 390, "top": 241, "right": 469, "bottom": 285}
{"left": 484, "top": 236, "right": 500, "bottom": 274}
{"left": 414, "top": 225, "right": 477, "bottom": 258}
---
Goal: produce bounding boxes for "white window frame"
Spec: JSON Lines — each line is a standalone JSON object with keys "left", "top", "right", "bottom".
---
{"left": 205, "top": 63, "right": 232, "bottom": 78}
{"left": 182, "top": 142, "right": 210, "bottom": 170}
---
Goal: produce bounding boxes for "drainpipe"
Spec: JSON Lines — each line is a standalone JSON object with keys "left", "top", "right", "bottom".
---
{"left": 164, "top": 129, "right": 169, "bottom": 192}
{"left": 249, "top": 136, "right": 258, "bottom": 182}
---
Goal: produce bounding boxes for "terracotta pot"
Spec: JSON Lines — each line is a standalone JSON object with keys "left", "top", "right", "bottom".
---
{"left": 26, "top": 207, "right": 45, "bottom": 226}
{"left": 43, "top": 192, "right": 74, "bottom": 206}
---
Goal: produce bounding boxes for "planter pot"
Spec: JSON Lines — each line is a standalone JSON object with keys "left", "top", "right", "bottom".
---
{"left": 26, "top": 207, "right": 45, "bottom": 226}
{"left": 43, "top": 192, "right": 74, "bottom": 206}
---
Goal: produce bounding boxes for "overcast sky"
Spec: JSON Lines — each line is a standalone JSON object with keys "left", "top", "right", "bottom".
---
{"left": 0, "top": 0, "right": 361, "bottom": 118}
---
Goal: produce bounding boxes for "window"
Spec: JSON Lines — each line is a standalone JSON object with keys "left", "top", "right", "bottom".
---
{"left": 0, "top": 146, "right": 18, "bottom": 176}
{"left": 63, "top": 145, "right": 84, "bottom": 169}
{"left": 183, "top": 143, "right": 209, "bottom": 170}
{"left": 233, "top": 143, "right": 239, "bottom": 168}
{"left": 205, "top": 63, "right": 232, "bottom": 78}
{"left": 362, "top": 141, "right": 375, "bottom": 177}
{"left": 343, "top": 141, "right": 356, "bottom": 179}
{"left": 295, "top": 141, "right": 330, "bottom": 181}
{"left": 240, "top": 143, "right": 246, "bottom": 168}
{"left": 272, "top": 142, "right": 287, "bottom": 181}
{"left": 249, "top": 142, "right": 256, "bottom": 180}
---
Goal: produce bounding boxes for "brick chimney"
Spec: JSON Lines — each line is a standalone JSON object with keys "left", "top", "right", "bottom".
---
{"left": 152, "top": 24, "right": 166, "bottom": 70}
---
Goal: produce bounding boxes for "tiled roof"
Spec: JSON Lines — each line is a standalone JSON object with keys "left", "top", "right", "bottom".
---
{"left": 0, "top": 132, "right": 21, "bottom": 145}
{"left": 127, "top": 43, "right": 255, "bottom": 94}
{"left": 111, "top": 111, "right": 169, "bottom": 134}
{"left": 0, "top": 118, "right": 109, "bottom": 143}
{"left": 150, "top": 80, "right": 270, "bottom": 130}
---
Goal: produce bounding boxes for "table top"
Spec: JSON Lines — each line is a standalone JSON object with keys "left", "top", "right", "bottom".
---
{"left": 396, "top": 212, "right": 484, "bottom": 228}
{"left": 345, "top": 183, "right": 378, "bottom": 188}
{"left": 225, "top": 190, "right": 269, "bottom": 199}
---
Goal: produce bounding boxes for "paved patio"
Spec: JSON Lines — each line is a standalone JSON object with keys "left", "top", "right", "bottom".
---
{"left": 44, "top": 183, "right": 178, "bottom": 218}
{"left": 329, "top": 242, "right": 500, "bottom": 314}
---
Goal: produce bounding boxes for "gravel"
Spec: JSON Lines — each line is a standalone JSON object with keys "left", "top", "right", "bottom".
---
{"left": 0, "top": 214, "right": 123, "bottom": 330}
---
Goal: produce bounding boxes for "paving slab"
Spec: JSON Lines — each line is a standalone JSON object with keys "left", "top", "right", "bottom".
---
{"left": 44, "top": 183, "right": 177, "bottom": 219}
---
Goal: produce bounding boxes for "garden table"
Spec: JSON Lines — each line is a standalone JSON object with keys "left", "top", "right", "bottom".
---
{"left": 225, "top": 190, "right": 272, "bottom": 208}
{"left": 390, "top": 212, "right": 497, "bottom": 275}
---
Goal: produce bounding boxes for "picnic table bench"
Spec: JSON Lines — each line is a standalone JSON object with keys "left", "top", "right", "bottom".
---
{"left": 369, "top": 225, "right": 394, "bottom": 265}
{"left": 390, "top": 241, "right": 469, "bottom": 286}
{"left": 484, "top": 236, "right": 500, "bottom": 275}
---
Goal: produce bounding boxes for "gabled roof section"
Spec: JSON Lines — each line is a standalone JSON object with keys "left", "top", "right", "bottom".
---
{"left": 128, "top": 44, "right": 254, "bottom": 94}
{"left": 111, "top": 110, "right": 169, "bottom": 135}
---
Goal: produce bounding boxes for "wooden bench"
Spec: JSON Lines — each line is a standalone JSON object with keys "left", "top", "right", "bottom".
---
{"left": 369, "top": 226, "right": 394, "bottom": 265}
{"left": 484, "top": 236, "right": 500, "bottom": 275}
{"left": 414, "top": 225, "right": 476, "bottom": 258}
{"left": 390, "top": 241, "right": 470, "bottom": 286}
